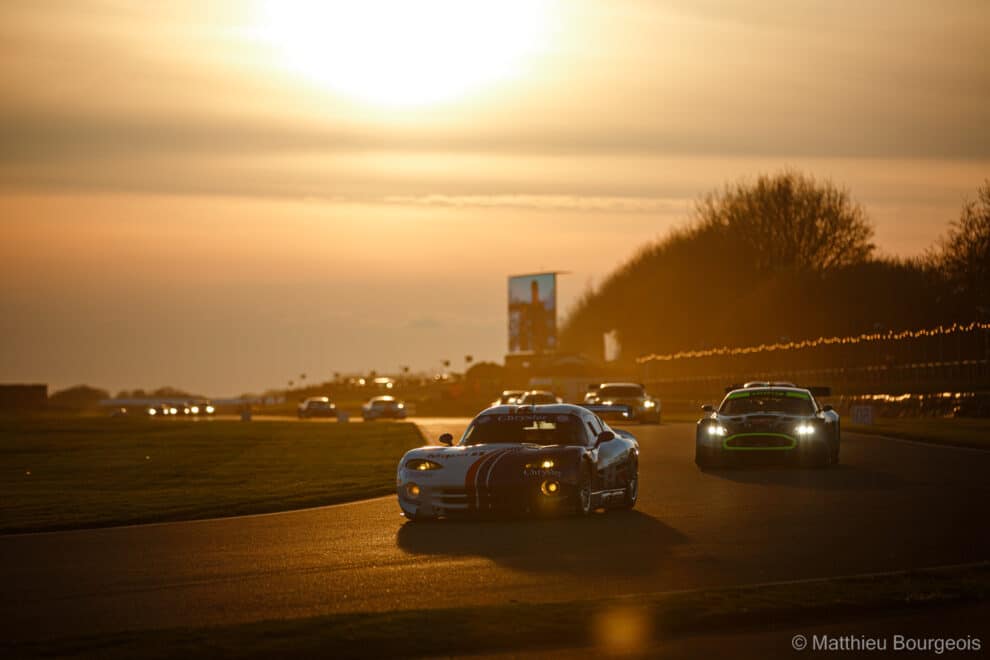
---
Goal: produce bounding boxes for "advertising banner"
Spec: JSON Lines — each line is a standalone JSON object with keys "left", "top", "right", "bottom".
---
{"left": 508, "top": 273, "right": 557, "bottom": 354}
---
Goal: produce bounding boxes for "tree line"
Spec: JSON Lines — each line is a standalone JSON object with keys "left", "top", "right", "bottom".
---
{"left": 560, "top": 172, "right": 990, "bottom": 362}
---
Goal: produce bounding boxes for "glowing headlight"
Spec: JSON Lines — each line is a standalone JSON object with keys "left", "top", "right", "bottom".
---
{"left": 540, "top": 480, "right": 561, "bottom": 495}
{"left": 707, "top": 424, "right": 728, "bottom": 437}
{"left": 405, "top": 483, "right": 421, "bottom": 498}
{"left": 148, "top": 408, "right": 157, "bottom": 416}
{"left": 526, "top": 459, "right": 554, "bottom": 469}
{"left": 397, "top": 403, "right": 404, "bottom": 409}
{"left": 643, "top": 400, "right": 656, "bottom": 408}
{"left": 205, "top": 405, "right": 215, "bottom": 414}
{"left": 190, "top": 406, "right": 199, "bottom": 414}
{"left": 795, "top": 424, "right": 816, "bottom": 436}
{"left": 169, "top": 407, "right": 178, "bottom": 415}
{"left": 601, "top": 400, "right": 614, "bottom": 406}
{"left": 405, "top": 459, "right": 442, "bottom": 471}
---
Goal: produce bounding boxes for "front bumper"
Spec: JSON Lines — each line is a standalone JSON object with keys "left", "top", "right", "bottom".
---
{"left": 396, "top": 471, "right": 578, "bottom": 519}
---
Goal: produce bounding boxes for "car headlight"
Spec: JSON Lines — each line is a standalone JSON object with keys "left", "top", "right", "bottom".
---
{"left": 397, "top": 403, "right": 404, "bottom": 409}
{"left": 405, "top": 459, "right": 442, "bottom": 471}
{"left": 525, "top": 459, "right": 554, "bottom": 470}
{"left": 643, "top": 400, "right": 656, "bottom": 408}
{"left": 795, "top": 424, "right": 816, "bottom": 436}
{"left": 190, "top": 406, "right": 199, "bottom": 414}
{"left": 205, "top": 405, "right": 215, "bottom": 414}
{"left": 148, "top": 408, "right": 157, "bottom": 416}
{"left": 707, "top": 424, "right": 728, "bottom": 437}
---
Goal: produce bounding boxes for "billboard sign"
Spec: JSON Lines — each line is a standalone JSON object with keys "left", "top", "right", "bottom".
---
{"left": 508, "top": 273, "right": 557, "bottom": 354}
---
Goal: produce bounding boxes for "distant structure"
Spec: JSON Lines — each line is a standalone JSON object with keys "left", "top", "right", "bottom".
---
{"left": 0, "top": 384, "right": 48, "bottom": 411}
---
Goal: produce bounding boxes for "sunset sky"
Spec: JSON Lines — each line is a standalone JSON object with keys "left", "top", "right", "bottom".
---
{"left": 2, "top": 0, "right": 988, "bottom": 396}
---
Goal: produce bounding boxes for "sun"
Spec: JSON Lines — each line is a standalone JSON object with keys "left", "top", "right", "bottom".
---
{"left": 253, "top": 0, "right": 554, "bottom": 108}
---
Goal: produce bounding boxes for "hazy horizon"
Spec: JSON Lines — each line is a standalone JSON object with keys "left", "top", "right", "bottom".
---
{"left": 2, "top": 0, "right": 988, "bottom": 396}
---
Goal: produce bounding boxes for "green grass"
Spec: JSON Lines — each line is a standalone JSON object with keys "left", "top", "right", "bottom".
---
{"left": 846, "top": 416, "right": 990, "bottom": 449}
{"left": 10, "top": 562, "right": 988, "bottom": 659}
{"left": 0, "top": 417, "right": 423, "bottom": 534}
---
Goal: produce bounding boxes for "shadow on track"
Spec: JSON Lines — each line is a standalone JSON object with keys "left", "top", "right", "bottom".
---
{"left": 700, "top": 464, "right": 907, "bottom": 491}
{"left": 396, "top": 510, "right": 686, "bottom": 576}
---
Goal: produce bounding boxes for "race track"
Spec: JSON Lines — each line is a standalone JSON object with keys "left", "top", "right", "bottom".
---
{"left": 1, "top": 421, "right": 988, "bottom": 644}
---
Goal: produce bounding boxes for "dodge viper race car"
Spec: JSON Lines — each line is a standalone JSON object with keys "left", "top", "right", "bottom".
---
{"left": 396, "top": 404, "right": 639, "bottom": 520}
{"left": 583, "top": 382, "right": 661, "bottom": 424}
{"left": 695, "top": 382, "right": 840, "bottom": 468}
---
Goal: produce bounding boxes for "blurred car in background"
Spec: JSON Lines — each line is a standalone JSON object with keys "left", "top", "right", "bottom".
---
{"left": 146, "top": 403, "right": 179, "bottom": 417}
{"left": 297, "top": 396, "right": 338, "bottom": 419}
{"left": 518, "top": 390, "right": 563, "bottom": 405}
{"left": 362, "top": 395, "right": 407, "bottom": 421}
{"left": 490, "top": 389, "right": 526, "bottom": 407}
{"left": 583, "top": 382, "right": 661, "bottom": 424}
{"left": 183, "top": 400, "right": 216, "bottom": 416}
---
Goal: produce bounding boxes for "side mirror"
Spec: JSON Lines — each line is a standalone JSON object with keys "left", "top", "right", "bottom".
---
{"left": 596, "top": 430, "right": 615, "bottom": 446}
{"left": 438, "top": 433, "right": 454, "bottom": 446}
{"left": 822, "top": 404, "right": 834, "bottom": 412}
{"left": 702, "top": 404, "right": 714, "bottom": 413}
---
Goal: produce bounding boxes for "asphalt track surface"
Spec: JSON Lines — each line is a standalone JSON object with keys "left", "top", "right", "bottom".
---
{"left": 1, "top": 419, "right": 988, "bottom": 646}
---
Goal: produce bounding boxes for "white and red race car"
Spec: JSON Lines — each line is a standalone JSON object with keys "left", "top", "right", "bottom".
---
{"left": 396, "top": 404, "right": 639, "bottom": 521}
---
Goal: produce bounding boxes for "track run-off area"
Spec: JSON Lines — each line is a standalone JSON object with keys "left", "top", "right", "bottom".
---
{"left": 0, "top": 419, "right": 987, "bottom": 644}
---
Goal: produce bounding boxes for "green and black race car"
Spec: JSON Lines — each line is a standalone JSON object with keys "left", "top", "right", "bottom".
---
{"left": 695, "top": 382, "right": 840, "bottom": 469}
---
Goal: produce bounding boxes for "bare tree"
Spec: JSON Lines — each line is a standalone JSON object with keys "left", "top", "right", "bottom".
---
{"left": 693, "top": 170, "right": 875, "bottom": 274}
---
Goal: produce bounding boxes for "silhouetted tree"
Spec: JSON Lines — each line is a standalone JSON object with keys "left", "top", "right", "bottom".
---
{"left": 49, "top": 385, "right": 109, "bottom": 410}
{"left": 929, "top": 180, "right": 990, "bottom": 315}
{"left": 694, "top": 170, "right": 875, "bottom": 274}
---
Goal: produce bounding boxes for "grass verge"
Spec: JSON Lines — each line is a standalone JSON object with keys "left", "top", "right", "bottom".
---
{"left": 10, "top": 562, "right": 989, "bottom": 659}
{"left": 0, "top": 417, "right": 422, "bottom": 534}
{"left": 846, "top": 417, "right": 990, "bottom": 450}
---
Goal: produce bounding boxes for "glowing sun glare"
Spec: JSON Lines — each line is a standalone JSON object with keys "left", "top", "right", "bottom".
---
{"left": 255, "top": 0, "right": 553, "bottom": 107}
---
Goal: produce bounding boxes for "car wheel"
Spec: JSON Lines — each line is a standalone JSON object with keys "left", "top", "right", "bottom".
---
{"left": 832, "top": 423, "right": 841, "bottom": 465}
{"left": 575, "top": 464, "right": 593, "bottom": 516}
{"left": 695, "top": 445, "right": 718, "bottom": 469}
{"left": 618, "top": 467, "right": 638, "bottom": 510}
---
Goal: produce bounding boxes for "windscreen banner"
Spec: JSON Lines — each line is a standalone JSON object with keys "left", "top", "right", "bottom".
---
{"left": 508, "top": 273, "right": 557, "bottom": 354}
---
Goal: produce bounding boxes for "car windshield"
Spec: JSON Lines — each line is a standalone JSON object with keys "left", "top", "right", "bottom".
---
{"left": 309, "top": 400, "right": 331, "bottom": 408}
{"left": 372, "top": 399, "right": 395, "bottom": 407}
{"left": 598, "top": 386, "right": 643, "bottom": 398}
{"left": 461, "top": 414, "right": 587, "bottom": 447}
{"left": 720, "top": 390, "right": 815, "bottom": 415}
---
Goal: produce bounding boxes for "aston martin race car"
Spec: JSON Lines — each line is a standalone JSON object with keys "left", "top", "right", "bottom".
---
{"left": 695, "top": 382, "right": 840, "bottom": 468}
{"left": 583, "top": 382, "right": 661, "bottom": 424}
{"left": 396, "top": 404, "right": 639, "bottom": 520}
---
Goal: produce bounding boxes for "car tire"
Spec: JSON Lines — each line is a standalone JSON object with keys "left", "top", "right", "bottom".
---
{"left": 618, "top": 466, "right": 638, "bottom": 510}
{"left": 831, "top": 423, "right": 841, "bottom": 465}
{"left": 695, "top": 445, "right": 719, "bottom": 470}
{"left": 575, "top": 463, "right": 593, "bottom": 516}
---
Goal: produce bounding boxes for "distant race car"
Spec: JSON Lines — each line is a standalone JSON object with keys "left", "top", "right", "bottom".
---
{"left": 517, "top": 390, "right": 563, "bottom": 405}
{"left": 396, "top": 403, "right": 639, "bottom": 520}
{"left": 695, "top": 382, "right": 840, "bottom": 469}
{"left": 362, "top": 395, "right": 407, "bottom": 421}
{"left": 297, "top": 396, "right": 338, "bottom": 419}
{"left": 583, "top": 382, "right": 661, "bottom": 424}
{"left": 490, "top": 389, "right": 526, "bottom": 407}
{"left": 183, "top": 400, "right": 216, "bottom": 416}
